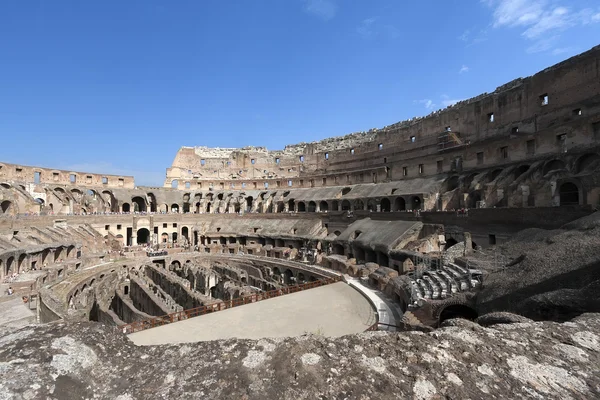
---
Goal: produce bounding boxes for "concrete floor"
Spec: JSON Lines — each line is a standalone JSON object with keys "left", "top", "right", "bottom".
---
{"left": 0, "top": 296, "right": 36, "bottom": 329}
{"left": 129, "top": 282, "right": 376, "bottom": 345}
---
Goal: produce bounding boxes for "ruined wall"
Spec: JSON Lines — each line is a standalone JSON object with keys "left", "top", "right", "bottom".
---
{"left": 0, "top": 162, "right": 134, "bottom": 189}
{"left": 164, "top": 45, "right": 600, "bottom": 196}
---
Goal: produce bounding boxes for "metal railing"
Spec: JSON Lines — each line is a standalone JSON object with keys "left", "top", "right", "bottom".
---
{"left": 119, "top": 276, "right": 342, "bottom": 334}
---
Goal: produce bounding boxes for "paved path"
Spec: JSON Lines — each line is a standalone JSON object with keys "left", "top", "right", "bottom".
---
{"left": 345, "top": 276, "right": 403, "bottom": 331}
{"left": 129, "top": 282, "right": 376, "bottom": 345}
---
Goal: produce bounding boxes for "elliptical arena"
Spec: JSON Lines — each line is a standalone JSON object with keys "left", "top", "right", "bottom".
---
{"left": 2, "top": 46, "right": 600, "bottom": 342}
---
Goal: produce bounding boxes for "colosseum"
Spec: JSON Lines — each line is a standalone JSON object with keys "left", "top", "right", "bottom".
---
{"left": 1, "top": 46, "right": 600, "bottom": 398}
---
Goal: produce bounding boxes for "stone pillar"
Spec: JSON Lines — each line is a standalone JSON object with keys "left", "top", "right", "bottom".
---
{"left": 464, "top": 232, "right": 473, "bottom": 255}
{"left": 521, "top": 185, "right": 530, "bottom": 207}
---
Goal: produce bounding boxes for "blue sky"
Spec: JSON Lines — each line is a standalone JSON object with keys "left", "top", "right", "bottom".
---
{"left": 1, "top": 0, "right": 599, "bottom": 186}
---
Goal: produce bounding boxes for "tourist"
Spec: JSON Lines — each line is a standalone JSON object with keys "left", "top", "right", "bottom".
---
{"left": 7, "top": 287, "right": 14, "bottom": 295}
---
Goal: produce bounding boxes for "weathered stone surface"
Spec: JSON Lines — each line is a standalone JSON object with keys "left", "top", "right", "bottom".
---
{"left": 1, "top": 314, "right": 599, "bottom": 399}
{"left": 475, "top": 312, "right": 533, "bottom": 327}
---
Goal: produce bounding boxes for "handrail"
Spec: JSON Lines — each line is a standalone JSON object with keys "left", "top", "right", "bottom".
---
{"left": 119, "top": 276, "right": 342, "bottom": 334}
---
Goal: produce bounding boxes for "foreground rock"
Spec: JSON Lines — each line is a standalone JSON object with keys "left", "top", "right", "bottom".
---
{"left": 1, "top": 315, "right": 600, "bottom": 399}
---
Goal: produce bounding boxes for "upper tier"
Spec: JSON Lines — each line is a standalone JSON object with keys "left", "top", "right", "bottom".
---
{"left": 165, "top": 44, "right": 600, "bottom": 189}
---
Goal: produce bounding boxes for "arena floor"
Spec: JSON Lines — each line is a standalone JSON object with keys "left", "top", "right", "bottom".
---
{"left": 128, "top": 282, "right": 376, "bottom": 345}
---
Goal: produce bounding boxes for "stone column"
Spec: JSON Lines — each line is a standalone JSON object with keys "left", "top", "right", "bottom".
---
{"left": 464, "top": 232, "right": 473, "bottom": 254}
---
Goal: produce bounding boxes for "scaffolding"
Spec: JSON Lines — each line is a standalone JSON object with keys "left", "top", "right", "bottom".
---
{"left": 438, "top": 129, "right": 468, "bottom": 152}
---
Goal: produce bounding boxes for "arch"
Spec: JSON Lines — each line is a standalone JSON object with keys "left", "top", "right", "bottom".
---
{"left": 276, "top": 202, "right": 285, "bottom": 213}
{"left": 0, "top": 183, "right": 11, "bottom": 189}
{"left": 341, "top": 187, "right": 352, "bottom": 195}
{"left": 438, "top": 305, "right": 478, "bottom": 325}
{"left": 66, "top": 245, "right": 76, "bottom": 258}
{"left": 132, "top": 196, "right": 147, "bottom": 212}
{"left": 467, "top": 191, "right": 482, "bottom": 209}
{"left": 488, "top": 169, "right": 503, "bottom": 182}
{"left": 1, "top": 200, "right": 12, "bottom": 214}
{"left": 283, "top": 269, "right": 294, "bottom": 284}
{"left": 54, "top": 247, "right": 64, "bottom": 262}
{"left": 331, "top": 200, "right": 339, "bottom": 211}
{"left": 147, "top": 193, "right": 157, "bottom": 212}
{"left": 206, "top": 202, "right": 212, "bottom": 213}
{"left": 246, "top": 196, "right": 253, "bottom": 211}
{"left": 380, "top": 198, "right": 391, "bottom": 212}
{"left": 393, "top": 197, "right": 406, "bottom": 211}
{"left": 288, "top": 199, "right": 295, "bottom": 212}
{"left": 182, "top": 227, "right": 189, "bottom": 241}
{"left": 137, "top": 228, "right": 150, "bottom": 245}
{"left": 171, "top": 204, "right": 179, "bottom": 213}
{"left": 444, "top": 176, "right": 459, "bottom": 192}
{"left": 161, "top": 233, "right": 169, "bottom": 243}
{"left": 513, "top": 165, "right": 530, "bottom": 180}
{"left": 319, "top": 201, "right": 329, "bottom": 212}
{"left": 410, "top": 196, "right": 421, "bottom": 210}
{"left": 297, "top": 202, "right": 306, "bottom": 212}
{"left": 575, "top": 153, "right": 600, "bottom": 174}
{"left": 307, "top": 201, "right": 317, "bottom": 212}
{"left": 183, "top": 202, "right": 190, "bottom": 213}
{"left": 18, "top": 253, "right": 27, "bottom": 272}
{"left": 341, "top": 200, "right": 351, "bottom": 211}
{"left": 354, "top": 199, "right": 364, "bottom": 210}
{"left": 543, "top": 159, "right": 566, "bottom": 175}
{"left": 559, "top": 182, "right": 580, "bottom": 206}
{"left": 122, "top": 203, "right": 131, "bottom": 213}
{"left": 6, "top": 256, "right": 15, "bottom": 275}
{"left": 333, "top": 244, "right": 344, "bottom": 255}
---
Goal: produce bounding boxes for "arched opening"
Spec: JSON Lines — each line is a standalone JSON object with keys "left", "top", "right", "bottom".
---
{"left": 307, "top": 201, "right": 316, "bottom": 212}
{"left": 575, "top": 153, "right": 600, "bottom": 174}
{"left": 354, "top": 199, "right": 364, "bottom": 210}
{"left": 276, "top": 202, "right": 285, "bottom": 213}
{"left": 341, "top": 200, "right": 351, "bottom": 211}
{"left": 411, "top": 196, "right": 421, "bottom": 210}
{"left": 319, "top": 201, "right": 329, "bottom": 212}
{"left": 54, "top": 247, "right": 63, "bottom": 262}
{"left": 182, "top": 227, "right": 189, "bottom": 242}
{"left": 1, "top": 200, "right": 12, "bottom": 214}
{"left": 66, "top": 245, "right": 75, "bottom": 258}
{"left": 467, "top": 191, "right": 482, "bottom": 209}
{"left": 161, "top": 233, "right": 169, "bottom": 243}
{"left": 246, "top": 196, "right": 253, "bottom": 211}
{"left": 172, "top": 232, "right": 178, "bottom": 243}
{"left": 288, "top": 199, "right": 295, "bottom": 212}
{"left": 122, "top": 203, "right": 131, "bottom": 213}
{"left": 543, "top": 160, "right": 566, "bottom": 175}
{"left": 559, "top": 182, "right": 580, "bottom": 206}
{"left": 444, "top": 238, "right": 458, "bottom": 250}
{"left": 297, "top": 272, "right": 305, "bottom": 283}
{"left": 393, "top": 197, "right": 406, "bottom": 211}
{"left": 444, "top": 176, "right": 459, "bottom": 192}
{"left": 171, "top": 204, "right": 179, "bottom": 213}
{"left": 297, "top": 202, "right": 306, "bottom": 212}
{"left": 148, "top": 193, "right": 157, "bottom": 212}
{"left": 341, "top": 187, "right": 352, "bottom": 195}
{"left": 380, "top": 198, "right": 391, "bottom": 212}
{"left": 137, "top": 228, "right": 150, "bottom": 245}
{"left": 283, "top": 269, "right": 294, "bottom": 284}
{"left": 18, "top": 253, "right": 27, "bottom": 272}
{"left": 488, "top": 169, "right": 503, "bottom": 182}
{"left": 438, "top": 305, "right": 478, "bottom": 325}
{"left": 206, "top": 202, "right": 212, "bottom": 213}
{"left": 6, "top": 257, "right": 15, "bottom": 275}
{"left": 131, "top": 197, "right": 146, "bottom": 212}
{"left": 333, "top": 244, "right": 344, "bottom": 255}
{"left": 182, "top": 202, "right": 190, "bottom": 213}
{"left": 514, "top": 165, "right": 530, "bottom": 180}
{"left": 331, "top": 200, "right": 339, "bottom": 211}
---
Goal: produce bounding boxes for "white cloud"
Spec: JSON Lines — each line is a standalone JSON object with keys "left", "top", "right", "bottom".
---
{"left": 459, "top": 65, "right": 470, "bottom": 74}
{"left": 484, "top": 0, "right": 600, "bottom": 53}
{"left": 356, "top": 17, "right": 400, "bottom": 39}
{"left": 440, "top": 95, "right": 463, "bottom": 107}
{"left": 303, "top": 0, "right": 337, "bottom": 21}
{"left": 415, "top": 99, "right": 436, "bottom": 110}
{"left": 357, "top": 17, "right": 377, "bottom": 37}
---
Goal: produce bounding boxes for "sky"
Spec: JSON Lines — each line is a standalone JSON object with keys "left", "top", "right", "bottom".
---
{"left": 1, "top": 0, "right": 599, "bottom": 186}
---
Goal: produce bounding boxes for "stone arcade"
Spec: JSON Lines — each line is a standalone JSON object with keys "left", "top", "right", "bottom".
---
{"left": 1, "top": 46, "right": 600, "bottom": 399}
